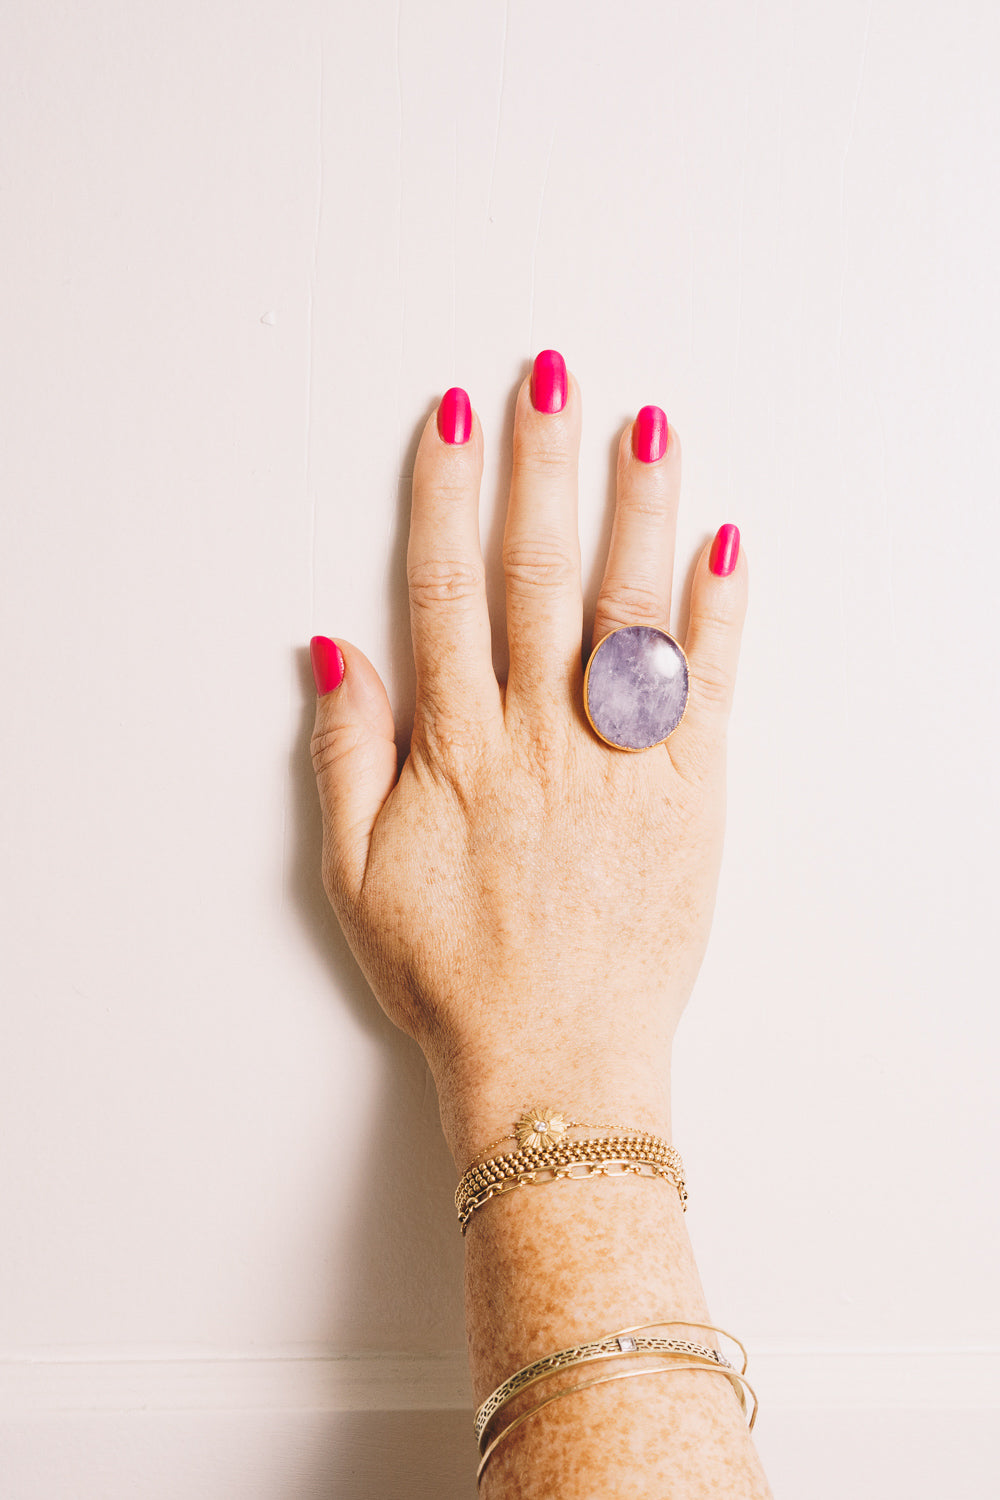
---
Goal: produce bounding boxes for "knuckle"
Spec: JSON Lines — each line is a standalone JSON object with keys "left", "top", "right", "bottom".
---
{"left": 619, "top": 482, "right": 675, "bottom": 521}
{"left": 504, "top": 696, "right": 574, "bottom": 772}
{"left": 520, "top": 723, "right": 573, "bottom": 779}
{"left": 413, "top": 681, "right": 495, "bottom": 763}
{"left": 597, "top": 581, "right": 665, "bottom": 628}
{"left": 514, "top": 415, "right": 575, "bottom": 475}
{"left": 690, "top": 660, "right": 732, "bottom": 709}
{"left": 502, "top": 539, "right": 578, "bottom": 595}
{"left": 515, "top": 442, "right": 573, "bottom": 478}
{"left": 411, "top": 718, "right": 496, "bottom": 803}
{"left": 425, "top": 476, "right": 475, "bottom": 507}
{"left": 310, "top": 722, "right": 365, "bottom": 777}
{"left": 695, "top": 599, "right": 735, "bottom": 629}
{"left": 407, "top": 558, "right": 484, "bottom": 611}
{"left": 671, "top": 728, "right": 724, "bottom": 789}
{"left": 415, "top": 717, "right": 483, "bottom": 775}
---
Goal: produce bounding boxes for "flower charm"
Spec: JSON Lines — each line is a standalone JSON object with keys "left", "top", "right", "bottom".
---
{"left": 515, "top": 1108, "right": 568, "bottom": 1151}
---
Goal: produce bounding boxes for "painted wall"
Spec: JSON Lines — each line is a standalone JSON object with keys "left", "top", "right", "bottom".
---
{"left": 1, "top": 1, "right": 997, "bottom": 1494}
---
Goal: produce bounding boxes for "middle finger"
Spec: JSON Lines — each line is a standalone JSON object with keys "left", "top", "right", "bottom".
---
{"left": 502, "top": 350, "right": 584, "bottom": 718}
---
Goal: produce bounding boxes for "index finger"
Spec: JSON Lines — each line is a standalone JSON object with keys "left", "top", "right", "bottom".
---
{"left": 407, "top": 390, "right": 503, "bottom": 746}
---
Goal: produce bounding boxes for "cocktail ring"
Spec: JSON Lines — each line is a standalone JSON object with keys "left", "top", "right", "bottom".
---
{"left": 583, "top": 624, "right": 689, "bottom": 752}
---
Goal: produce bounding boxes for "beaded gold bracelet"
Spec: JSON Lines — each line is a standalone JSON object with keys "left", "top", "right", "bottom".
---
{"left": 455, "top": 1131, "right": 686, "bottom": 1233}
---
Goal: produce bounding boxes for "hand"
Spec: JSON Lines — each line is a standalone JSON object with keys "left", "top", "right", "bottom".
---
{"left": 309, "top": 355, "right": 746, "bottom": 1167}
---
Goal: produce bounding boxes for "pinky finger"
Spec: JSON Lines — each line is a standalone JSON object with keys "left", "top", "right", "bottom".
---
{"left": 668, "top": 524, "right": 747, "bottom": 781}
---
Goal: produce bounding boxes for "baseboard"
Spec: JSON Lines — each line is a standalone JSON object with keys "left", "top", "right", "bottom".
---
{"left": 3, "top": 1347, "right": 998, "bottom": 1413}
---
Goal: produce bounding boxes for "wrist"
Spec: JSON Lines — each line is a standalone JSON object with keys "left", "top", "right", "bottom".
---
{"left": 430, "top": 1055, "right": 674, "bottom": 1173}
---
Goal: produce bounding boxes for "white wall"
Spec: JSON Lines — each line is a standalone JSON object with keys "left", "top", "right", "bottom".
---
{"left": 1, "top": 1, "right": 997, "bottom": 1494}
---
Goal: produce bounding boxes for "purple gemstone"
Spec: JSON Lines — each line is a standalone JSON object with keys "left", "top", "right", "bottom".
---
{"left": 585, "top": 626, "right": 688, "bottom": 750}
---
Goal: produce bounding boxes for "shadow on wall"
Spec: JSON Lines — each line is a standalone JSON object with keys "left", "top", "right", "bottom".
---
{"left": 302, "top": 1411, "right": 479, "bottom": 1500}
{"left": 2, "top": 1408, "right": 481, "bottom": 1500}
{"left": 282, "top": 396, "right": 475, "bottom": 1496}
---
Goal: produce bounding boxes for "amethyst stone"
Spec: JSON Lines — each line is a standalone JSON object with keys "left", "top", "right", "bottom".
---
{"left": 584, "top": 625, "right": 688, "bottom": 750}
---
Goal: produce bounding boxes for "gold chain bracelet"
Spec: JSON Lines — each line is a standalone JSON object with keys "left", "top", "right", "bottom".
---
{"left": 455, "top": 1133, "right": 686, "bottom": 1233}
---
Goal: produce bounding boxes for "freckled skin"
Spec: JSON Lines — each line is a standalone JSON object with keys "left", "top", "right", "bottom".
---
{"left": 336, "top": 721, "right": 721, "bottom": 1162}
{"left": 311, "top": 369, "right": 768, "bottom": 1495}
{"left": 326, "top": 702, "right": 771, "bottom": 1497}
{"left": 468, "top": 1181, "right": 770, "bottom": 1498}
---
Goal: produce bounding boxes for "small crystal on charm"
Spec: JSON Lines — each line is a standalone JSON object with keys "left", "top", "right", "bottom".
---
{"left": 585, "top": 625, "right": 688, "bottom": 750}
{"left": 515, "top": 1108, "right": 567, "bottom": 1150}
{"left": 617, "top": 1336, "right": 637, "bottom": 1352}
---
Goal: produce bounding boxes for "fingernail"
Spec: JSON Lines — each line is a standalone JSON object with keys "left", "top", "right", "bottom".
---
{"left": 437, "top": 387, "right": 472, "bottom": 445}
{"left": 530, "top": 349, "right": 567, "bottom": 413}
{"left": 310, "top": 636, "right": 345, "bottom": 695}
{"left": 633, "top": 405, "right": 669, "bottom": 464}
{"left": 709, "top": 524, "right": 740, "bottom": 577}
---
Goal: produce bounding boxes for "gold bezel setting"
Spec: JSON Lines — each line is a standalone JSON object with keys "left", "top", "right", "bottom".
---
{"left": 583, "top": 624, "right": 689, "bottom": 752}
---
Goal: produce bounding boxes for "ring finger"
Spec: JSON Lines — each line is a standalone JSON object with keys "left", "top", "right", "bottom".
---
{"left": 592, "top": 406, "right": 681, "bottom": 650}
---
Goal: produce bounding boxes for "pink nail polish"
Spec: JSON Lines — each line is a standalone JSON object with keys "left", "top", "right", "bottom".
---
{"left": 530, "top": 349, "right": 567, "bottom": 413}
{"left": 709, "top": 524, "right": 740, "bottom": 577}
{"left": 437, "top": 387, "right": 472, "bottom": 445}
{"left": 310, "top": 636, "right": 345, "bottom": 695}
{"left": 633, "top": 406, "right": 668, "bottom": 464}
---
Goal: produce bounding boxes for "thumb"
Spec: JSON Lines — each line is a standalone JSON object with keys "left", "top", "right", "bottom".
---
{"left": 309, "top": 635, "right": 398, "bottom": 906}
{"left": 668, "top": 524, "right": 748, "bottom": 781}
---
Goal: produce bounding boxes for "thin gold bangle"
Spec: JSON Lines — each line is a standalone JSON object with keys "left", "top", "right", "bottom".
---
{"left": 476, "top": 1358, "right": 759, "bottom": 1487}
{"left": 594, "top": 1317, "right": 749, "bottom": 1375}
{"left": 477, "top": 1339, "right": 733, "bottom": 1450}
{"left": 474, "top": 1318, "right": 748, "bottom": 1444}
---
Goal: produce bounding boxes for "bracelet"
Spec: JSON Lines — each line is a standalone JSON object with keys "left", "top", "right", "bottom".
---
{"left": 471, "top": 1107, "right": 654, "bottom": 1157}
{"left": 455, "top": 1133, "right": 686, "bottom": 1233}
{"left": 457, "top": 1156, "right": 686, "bottom": 1233}
{"left": 476, "top": 1320, "right": 745, "bottom": 1445}
{"left": 476, "top": 1359, "right": 759, "bottom": 1486}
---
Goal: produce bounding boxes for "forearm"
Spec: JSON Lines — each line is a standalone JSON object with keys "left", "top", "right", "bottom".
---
{"left": 309, "top": 360, "right": 764, "bottom": 1493}
{"left": 455, "top": 1112, "right": 772, "bottom": 1499}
